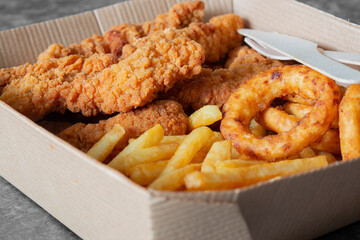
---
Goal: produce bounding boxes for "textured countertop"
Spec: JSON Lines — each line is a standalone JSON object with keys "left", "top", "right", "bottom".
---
{"left": 1, "top": 0, "right": 360, "bottom": 239}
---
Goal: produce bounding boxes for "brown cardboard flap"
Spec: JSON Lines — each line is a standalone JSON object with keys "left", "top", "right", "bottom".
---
{"left": 0, "top": 101, "right": 151, "bottom": 240}
{"left": 0, "top": 11, "right": 101, "bottom": 68}
{"left": 237, "top": 160, "right": 360, "bottom": 240}
{"left": 150, "top": 197, "right": 252, "bottom": 240}
{"left": 234, "top": 0, "right": 360, "bottom": 53}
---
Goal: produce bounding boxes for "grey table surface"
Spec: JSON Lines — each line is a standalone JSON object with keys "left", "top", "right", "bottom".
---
{"left": 1, "top": 0, "right": 360, "bottom": 239}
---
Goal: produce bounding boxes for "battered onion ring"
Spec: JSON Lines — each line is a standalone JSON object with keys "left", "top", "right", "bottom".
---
{"left": 220, "top": 65, "right": 341, "bottom": 161}
{"left": 339, "top": 84, "right": 360, "bottom": 160}
{"left": 256, "top": 107, "right": 341, "bottom": 154}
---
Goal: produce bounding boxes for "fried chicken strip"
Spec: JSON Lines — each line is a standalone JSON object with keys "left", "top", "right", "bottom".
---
{"left": 121, "top": 14, "right": 243, "bottom": 63}
{"left": 225, "top": 45, "right": 284, "bottom": 75}
{"left": 57, "top": 100, "right": 188, "bottom": 153}
{"left": 0, "top": 1, "right": 204, "bottom": 89}
{"left": 0, "top": 34, "right": 204, "bottom": 121}
{"left": 161, "top": 46, "right": 283, "bottom": 111}
{"left": 0, "top": 54, "right": 118, "bottom": 120}
{"left": 38, "top": 1, "right": 205, "bottom": 61}
{"left": 105, "top": 0, "right": 204, "bottom": 57}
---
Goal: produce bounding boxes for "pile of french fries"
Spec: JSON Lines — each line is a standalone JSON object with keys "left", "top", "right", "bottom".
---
{"left": 86, "top": 105, "right": 332, "bottom": 191}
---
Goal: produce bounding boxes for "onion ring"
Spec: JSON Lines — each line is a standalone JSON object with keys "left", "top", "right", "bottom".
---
{"left": 256, "top": 107, "right": 341, "bottom": 154}
{"left": 339, "top": 84, "right": 360, "bottom": 160}
{"left": 220, "top": 65, "right": 341, "bottom": 161}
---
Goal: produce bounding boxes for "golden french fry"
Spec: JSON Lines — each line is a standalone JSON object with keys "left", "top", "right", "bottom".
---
{"left": 149, "top": 164, "right": 201, "bottom": 190}
{"left": 188, "top": 105, "right": 222, "bottom": 130}
{"left": 87, "top": 124, "right": 126, "bottom": 162}
{"left": 160, "top": 127, "right": 214, "bottom": 176}
{"left": 250, "top": 119, "right": 267, "bottom": 137}
{"left": 318, "top": 151, "right": 337, "bottom": 164}
{"left": 191, "top": 151, "right": 208, "bottom": 163}
{"left": 123, "top": 143, "right": 180, "bottom": 175}
{"left": 215, "top": 159, "right": 266, "bottom": 170}
{"left": 108, "top": 124, "right": 164, "bottom": 172}
{"left": 129, "top": 160, "right": 169, "bottom": 186}
{"left": 256, "top": 107, "right": 340, "bottom": 154}
{"left": 190, "top": 131, "right": 224, "bottom": 164}
{"left": 185, "top": 156, "right": 327, "bottom": 190}
{"left": 201, "top": 140, "right": 232, "bottom": 172}
{"left": 299, "top": 147, "right": 316, "bottom": 158}
{"left": 159, "top": 135, "right": 186, "bottom": 144}
{"left": 284, "top": 102, "right": 339, "bottom": 128}
{"left": 129, "top": 135, "right": 185, "bottom": 145}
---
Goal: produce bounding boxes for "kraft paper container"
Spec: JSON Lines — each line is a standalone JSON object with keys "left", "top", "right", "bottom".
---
{"left": 1, "top": 0, "right": 360, "bottom": 239}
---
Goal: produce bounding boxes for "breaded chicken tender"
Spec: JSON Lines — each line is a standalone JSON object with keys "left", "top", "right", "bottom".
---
{"left": 0, "top": 54, "right": 118, "bottom": 120}
{"left": 0, "top": 35, "right": 204, "bottom": 121}
{"left": 37, "top": 1, "right": 204, "bottom": 61}
{"left": 161, "top": 46, "right": 284, "bottom": 111}
{"left": 226, "top": 45, "right": 283, "bottom": 75}
{"left": 105, "top": 0, "right": 205, "bottom": 57}
{"left": 120, "top": 14, "right": 243, "bottom": 63}
{"left": 57, "top": 100, "right": 188, "bottom": 153}
{"left": 161, "top": 68, "right": 240, "bottom": 111}
{"left": 0, "top": 1, "right": 204, "bottom": 90}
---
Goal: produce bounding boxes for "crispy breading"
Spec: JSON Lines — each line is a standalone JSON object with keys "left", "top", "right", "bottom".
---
{"left": 0, "top": 54, "right": 118, "bottom": 121}
{"left": 0, "top": 1, "right": 204, "bottom": 90}
{"left": 161, "top": 68, "right": 241, "bottom": 111}
{"left": 226, "top": 45, "right": 283, "bottom": 75}
{"left": 36, "top": 1, "right": 205, "bottom": 62}
{"left": 104, "top": 1, "right": 205, "bottom": 57}
{"left": 0, "top": 63, "right": 34, "bottom": 88}
{"left": 0, "top": 35, "right": 204, "bottom": 121}
{"left": 57, "top": 100, "right": 188, "bottom": 153}
{"left": 37, "top": 35, "right": 110, "bottom": 61}
{"left": 0, "top": 35, "right": 112, "bottom": 90}
{"left": 121, "top": 14, "right": 243, "bottom": 63}
{"left": 161, "top": 46, "right": 283, "bottom": 111}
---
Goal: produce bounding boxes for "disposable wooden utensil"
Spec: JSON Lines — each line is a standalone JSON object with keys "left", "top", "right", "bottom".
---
{"left": 238, "top": 29, "right": 360, "bottom": 86}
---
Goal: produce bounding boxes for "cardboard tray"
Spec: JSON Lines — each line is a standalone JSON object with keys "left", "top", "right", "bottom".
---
{"left": 1, "top": 0, "right": 360, "bottom": 239}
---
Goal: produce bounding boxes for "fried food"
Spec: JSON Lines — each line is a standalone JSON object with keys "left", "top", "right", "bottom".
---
{"left": 221, "top": 65, "right": 341, "bottom": 161}
{"left": 225, "top": 45, "right": 283, "bottom": 75}
{"left": 160, "top": 68, "right": 240, "bottom": 111}
{"left": 58, "top": 100, "right": 188, "bottom": 153}
{"left": 161, "top": 46, "right": 283, "bottom": 111}
{"left": 0, "top": 1, "right": 204, "bottom": 91}
{"left": 339, "top": 84, "right": 360, "bottom": 160}
{"left": 284, "top": 102, "right": 339, "bottom": 128}
{"left": 37, "top": 35, "right": 110, "bottom": 61}
{"left": 86, "top": 124, "right": 126, "bottom": 162}
{"left": 1, "top": 34, "right": 204, "bottom": 120}
{"left": 188, "top": 105, "right": 222, "bottom": 130}
{"left": 38, "top": 1, "right": 205, "bottom": 61}
{"left": 186, "top": 13, "right": 243, "bottom": 63}
{"left": 104, "top": 1, "right": 205, "bottom": 57}
{"left": 159, "top": 126, "right": 214, "bottom": 176}
{"left": 184, "top": 156, "right": 327, "bottom": 190}
{"left": 122, "top": 14, "right": 243, "bottom": 63}
{"left": 129, "top": 160, "right": 169, "bottom": 186}
{"left": 108, "top": 124, "right": 165, "bottom": 172}
{"left": 256, "top": 107, "right": 341, "bottom": 154}
{"left": 201, "top": 140, "right": 232, "bottom": 172}
{"left": 149, "top": 163, "right": 202, "bottom": 190}
{"left": 0, "top": 54, "right": 118, "bottom": 120}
